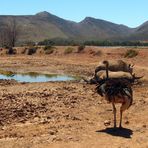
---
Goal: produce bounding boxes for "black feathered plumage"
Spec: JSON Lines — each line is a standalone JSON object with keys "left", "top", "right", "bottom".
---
{"left": 96, "top": 78, "right": 133, "bottom": 128}
{"left": 96, "top": 78, "right": 133, "bottom": 104}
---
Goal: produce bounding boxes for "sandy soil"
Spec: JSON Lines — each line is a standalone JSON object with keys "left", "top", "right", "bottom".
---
{"left": 0, "top": 46, "right": 148, "bottom": 148}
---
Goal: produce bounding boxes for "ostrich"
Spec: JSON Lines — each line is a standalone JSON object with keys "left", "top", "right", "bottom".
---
{"left": 96, "top": 61, "right": 133, "bottom": 128}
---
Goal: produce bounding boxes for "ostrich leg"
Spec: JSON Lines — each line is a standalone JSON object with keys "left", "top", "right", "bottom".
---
{"left": 119, "top": 109, "right": 123, "bottom": 128}
{"left": 112, "top": 102, "right": 116, "bottom": 128}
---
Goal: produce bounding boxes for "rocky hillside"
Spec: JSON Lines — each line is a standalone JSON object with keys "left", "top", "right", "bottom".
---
{"left": 0, "top": 11, "right": 147, "bottom": 43}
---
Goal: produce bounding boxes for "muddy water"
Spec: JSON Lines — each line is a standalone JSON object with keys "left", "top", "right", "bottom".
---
{"left": 0, "top": 71, "right": 77, "bottom": 82}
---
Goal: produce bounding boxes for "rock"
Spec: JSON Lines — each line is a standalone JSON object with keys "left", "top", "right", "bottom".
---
{"left": 40, "top": 118, "right": 49, "bottom": 124}
{"left": 1, "top": 126, "right": 6, "bottom": 130}
{"left": 49, "top": 129, "right": 58, "bottom": 135}
{"left": 125, "top": 120, "right": 129, "bottom": 124}
{"left": 104, "top": 120, "right": 111, "bottom": 126}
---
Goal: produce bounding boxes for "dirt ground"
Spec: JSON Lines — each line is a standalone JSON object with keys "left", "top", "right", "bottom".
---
{"left": 0, "top": 46, "right": 148, "bottom": 148}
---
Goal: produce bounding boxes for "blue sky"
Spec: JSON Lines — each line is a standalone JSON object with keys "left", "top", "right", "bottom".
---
{"left": 0, "top": 0, "right": 147, "bottom": 28}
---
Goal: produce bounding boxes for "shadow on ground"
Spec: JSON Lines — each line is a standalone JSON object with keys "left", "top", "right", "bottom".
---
{"left": 96, "top": 127, "right": 133, "bottom": 138}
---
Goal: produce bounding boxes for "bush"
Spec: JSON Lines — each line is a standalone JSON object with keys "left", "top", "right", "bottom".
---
{"left": 45, "top": 49, "right": 54, "bottom": 54}
{"left": 44, "top": 45, "right": 54, "bottom": 54}
{"left": 77, "top": 45, "right": 85, "bottom": 53}
{"left": 26, "top": 47, "right": 37, "bottom": 55}
{"left": 6, "top": 48, "right": 16, "bottom": 55}
{"left": 44, "top": 45, "right": 52, "bottom": 51}
{"left": 21, "top": 48, "right": 27, "bottom": 54}
{"left": 124, "top": 49, "right": 138, "bottom": 58}
{"left": 64, "top": 47, "right": 74, "bottom": 54}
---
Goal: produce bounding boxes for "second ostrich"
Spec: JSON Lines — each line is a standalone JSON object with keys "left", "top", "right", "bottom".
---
{"left": 96, "top": 61, "right": 133, "bottom": 128}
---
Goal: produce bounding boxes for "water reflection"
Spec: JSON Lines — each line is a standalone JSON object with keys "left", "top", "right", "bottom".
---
{"left": 0, "top": 70, "right": 77, "bottom": 82}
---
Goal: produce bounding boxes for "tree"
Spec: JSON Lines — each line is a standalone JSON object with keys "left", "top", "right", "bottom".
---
{"left": 0, "top": 27, "right": 8, "bottom": 47}
{"left": 0, "top": 17, "right": 19, "bottom": 47}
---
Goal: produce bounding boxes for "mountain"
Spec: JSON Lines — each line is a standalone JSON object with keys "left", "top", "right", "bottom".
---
{"left": 126, "top": 21, "right": 148, "bottom": 41}
{"left": 0, "top": 11, "right": 148, "bottom": 43}
{"left": 77, "top": 17, "right": 133, "bottom": 40}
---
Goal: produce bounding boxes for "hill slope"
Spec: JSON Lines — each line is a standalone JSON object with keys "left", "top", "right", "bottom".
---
{"left": 0, "top": 11, "right": 147, "bottom": 43}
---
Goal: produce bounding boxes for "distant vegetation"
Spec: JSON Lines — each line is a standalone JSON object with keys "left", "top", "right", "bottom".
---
{"left": 44, "top": 45, "right": 55, "bottom": 54}
{"left": 64, "top": 47, "right": 74, "bottom": 54}
{"left": 26, "top": 47, "right": 37, "bottom": 55}
{"left": 84, "top": 40, "right": 148, "bottom": 46}
{"left": 0, "top": 18, "right": 19, "bottom": 48}
{"left": 77, "top": 45, "right": 85, "bottom": 53}
{"left": 38, "top": 38, "right": 148, "bottom": 46}
{"left": 6, "top": 47, "right": 16, "bottom": 55}
{"left": 124, "top": 49, "right": 139, "bottom": 58}
{"left": 38, "top": 38, "right": 79, "bottom": 46}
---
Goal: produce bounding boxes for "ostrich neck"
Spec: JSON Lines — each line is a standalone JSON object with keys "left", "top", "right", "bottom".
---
{"left": 106, "top": 64, "right": 109, "bottom": 79}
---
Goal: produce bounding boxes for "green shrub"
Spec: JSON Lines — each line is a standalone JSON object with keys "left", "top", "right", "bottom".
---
{"left": 0, "top": 70, "right": 15, "bottom": 77}
{"left": 124, "top": 49, "right": 138, "bottom": 58}
{"left": 44, "top": 45, "right": 54, "bottom": 54}
{"left": 77, "top": 45, "right": 85, "bottom": 53}
{"left": 64, "top": 47, "right": 74, "bottom": 54}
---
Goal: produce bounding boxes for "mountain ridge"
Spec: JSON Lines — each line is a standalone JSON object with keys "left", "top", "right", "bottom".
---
{"left": 0, "top": 11, "right": 148, "bottom": 43}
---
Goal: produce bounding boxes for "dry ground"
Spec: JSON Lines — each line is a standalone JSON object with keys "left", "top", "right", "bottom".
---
{"left": 0, "top": 46, "right": 148, "bottom": 148}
